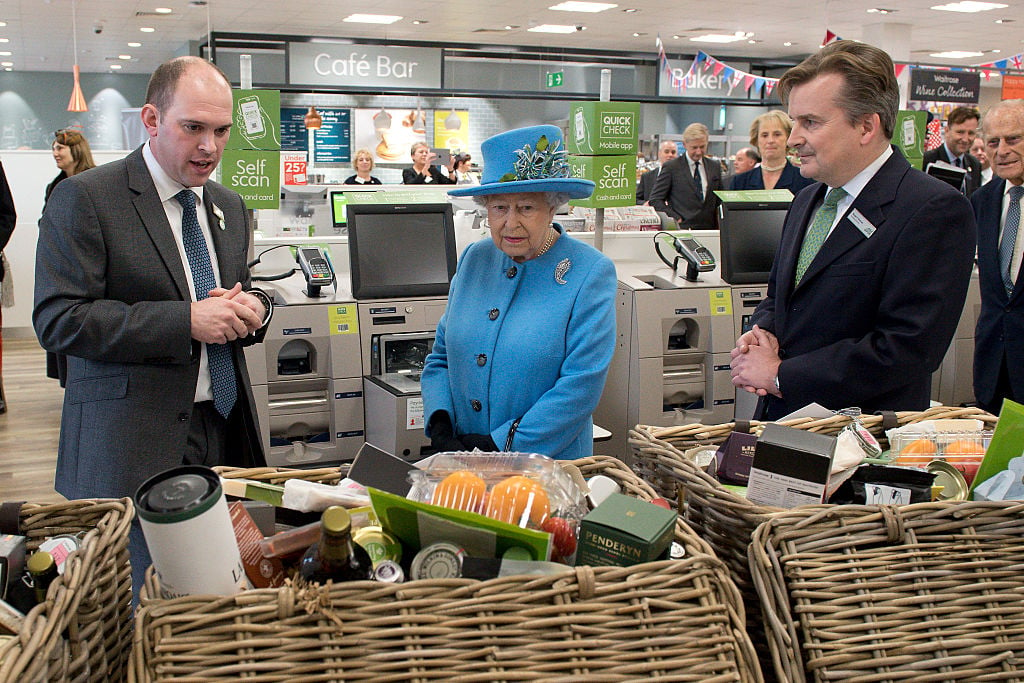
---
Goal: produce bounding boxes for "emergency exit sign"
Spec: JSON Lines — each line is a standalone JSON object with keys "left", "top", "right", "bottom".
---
{"left": 546, "top": 71, "right": 564, "bottom": 88}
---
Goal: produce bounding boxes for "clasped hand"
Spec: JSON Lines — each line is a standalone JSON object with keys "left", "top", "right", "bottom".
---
{"left": 190, "top": 282, "right": 264, "bottom": 344}
{"left": 729, "top": 324, "right": 782, "bottom": 397}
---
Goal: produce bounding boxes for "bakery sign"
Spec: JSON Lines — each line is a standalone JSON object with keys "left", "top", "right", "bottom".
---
{"left": 909, "top": 69, "right": 980, "bottom": 104}
{"left": 289, "top": 42, "right": 442, "bottom": 89}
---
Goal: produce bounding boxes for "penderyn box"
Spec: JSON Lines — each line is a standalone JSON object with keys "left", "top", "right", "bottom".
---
{"left": 576, "top": 493, "right": 676, "bottom": 567}
{"left": 746, "top": 423, "right": 836, "bottom": 508}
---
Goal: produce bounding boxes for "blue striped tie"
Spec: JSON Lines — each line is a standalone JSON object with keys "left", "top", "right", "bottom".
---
{"left": 176, "top": 189, "right": 237, "bottom": 418}
{"left": 999, "top": 185, "right": 1024, "bottom": 296}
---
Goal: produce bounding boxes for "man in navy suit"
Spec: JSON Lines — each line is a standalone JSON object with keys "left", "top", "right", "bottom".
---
{"left": 636, "top": 139, "right": 678, "bottom": 204}
{"left": 729, "top": 40, "right": 976, "bottom": 420}
{"left": 923, "top": 106, "right": 983, "bottom": 196}
{"left": 649, "top": 123, "right": 722, "bottom": 227}
{"left": 35, "top": 56, "right": 272, "bottom": 601}
{"left": 971, "top": 99, "right": 1024, "bottom": 414}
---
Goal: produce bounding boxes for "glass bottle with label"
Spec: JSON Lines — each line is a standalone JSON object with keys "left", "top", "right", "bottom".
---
{"left": 299, "top": 506, "right": 373, "bottom": 584}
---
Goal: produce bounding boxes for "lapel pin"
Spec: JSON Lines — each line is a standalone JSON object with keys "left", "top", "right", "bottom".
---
{"left": 211, "top": 203, "right": 226, "bottom": 230}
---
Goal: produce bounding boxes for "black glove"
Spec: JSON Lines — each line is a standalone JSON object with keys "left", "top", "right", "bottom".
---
{"left": 460, "top": 433, "right": 498, "bottom": 452}
{"left": 428, "top": 411, "right": 466, "bottom": 453}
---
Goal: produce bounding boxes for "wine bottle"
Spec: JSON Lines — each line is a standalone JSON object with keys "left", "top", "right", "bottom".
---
{"left": 26, "top": 551, "right": 58, "bottom": 604}
{"left": 299, "top": 506, "right": 372, "bottom": 584}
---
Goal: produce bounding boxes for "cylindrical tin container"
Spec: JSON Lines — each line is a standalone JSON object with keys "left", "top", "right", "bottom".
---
{"left": 353, "top": 526, "right": 402, "bottom": 568}
{"left": 135, "top": 465, "right": 249, "bottom": 598}
{"left": 410, "top": 542, "right": 464, "bottom": 580}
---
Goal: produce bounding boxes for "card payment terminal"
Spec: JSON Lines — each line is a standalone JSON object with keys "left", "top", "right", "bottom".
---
{"left": 296, "top": 246, "right": 335, "bottom": 297}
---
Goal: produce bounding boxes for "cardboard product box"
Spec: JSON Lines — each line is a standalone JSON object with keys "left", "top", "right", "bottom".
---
{"left": 746, "top": 423, "right": 836, "bottom": 508}
{"left": 575, "top": 493, "right": 676, "bottom": 568}
{"left": 0, "top": 534, "right": 26, "bottom": 600}
{"left": 229, "top": 501, "right": 287, "bottom": 589}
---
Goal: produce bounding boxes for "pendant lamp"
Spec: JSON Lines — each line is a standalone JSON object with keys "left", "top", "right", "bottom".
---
{"left": 67, "top": 0, "right": 88, "bottom": 112}
{"left": 303, "top": 105, "right": 322, "bottom": 129}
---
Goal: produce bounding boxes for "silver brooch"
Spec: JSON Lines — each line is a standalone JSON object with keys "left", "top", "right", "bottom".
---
{"left": 554, "top": 258, "right": 571, "bottom": 285}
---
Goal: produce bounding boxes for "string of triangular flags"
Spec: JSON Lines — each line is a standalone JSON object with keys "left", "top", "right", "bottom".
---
{"left": 656, "top": 30, "right": 1022, "bottom": 99}
{"left": 657, "top": 35, "right": 780, "bottom": 97}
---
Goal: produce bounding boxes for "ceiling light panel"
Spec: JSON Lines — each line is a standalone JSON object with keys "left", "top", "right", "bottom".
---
{"left": 549, "top": 2, "right": 617, "bottom": 11}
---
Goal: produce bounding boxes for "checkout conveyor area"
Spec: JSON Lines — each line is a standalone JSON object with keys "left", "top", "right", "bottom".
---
{"left": 244, "top": 194, "right": 981, "bottom": 467}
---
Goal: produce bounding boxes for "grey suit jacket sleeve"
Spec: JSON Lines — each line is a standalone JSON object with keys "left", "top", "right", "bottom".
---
{"left": 34, "top": 175, "right": 194, "bottom": 365}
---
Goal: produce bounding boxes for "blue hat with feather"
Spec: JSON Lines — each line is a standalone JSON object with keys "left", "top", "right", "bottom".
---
{"left": 448, "top": 124, "right": 595, "bottom": 199}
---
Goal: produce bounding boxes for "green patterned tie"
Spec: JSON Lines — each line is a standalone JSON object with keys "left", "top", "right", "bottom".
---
{"left": 795, "top": 187, "right": 847, "bottom": 285}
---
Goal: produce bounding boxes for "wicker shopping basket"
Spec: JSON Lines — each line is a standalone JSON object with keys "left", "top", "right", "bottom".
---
{"left": 130, "top": 455, "right": 762, "bottom": 682}
{"left": 627, "top": 405, "right": 998, "bottom": 679}
{"left": 749, "top": 500, "right": 1024, "bottom": 682}
{"left": 0, "top": 498, "right": 134, "bottom": 683}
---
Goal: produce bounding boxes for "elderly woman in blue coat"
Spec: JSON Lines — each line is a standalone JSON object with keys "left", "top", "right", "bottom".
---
{"left": 421, "top": 125, "right": 617, "bottom": 460}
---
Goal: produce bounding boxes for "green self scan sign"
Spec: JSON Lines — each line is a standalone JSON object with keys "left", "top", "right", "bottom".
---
{"left": 221, "top": 149, "right": 280, "bottom": 209}
{"left": 567, "top": 102, "right": 640, "bottom": 156}
{"left": 228, "top": 89, "right": 281, "bottom": 151}
{"left": 568, "top": 154, "right": 635, "bottom": 208}
{"left": 546, "top": 71, "right": 564, "bottom": 88}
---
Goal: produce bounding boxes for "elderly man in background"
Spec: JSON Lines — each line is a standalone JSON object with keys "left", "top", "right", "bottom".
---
{"left": 971, "top": 99, "right": 1024, "bottom": 414}
{"left": 649, "top": 122, "right": 723, "bottom": 228}
{"left": 636, "top": 139, "right": 678, "bottom": 204}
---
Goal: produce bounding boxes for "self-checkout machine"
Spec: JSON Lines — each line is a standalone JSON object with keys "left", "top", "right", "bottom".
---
{"left": 245, "top": 245, "right": 366, "bottom": 467}
{"left": 343, "top": 188, "right": 458, "bottom": 460}
{"left": 714, "top": 188, "right": 795, "bottom": 420}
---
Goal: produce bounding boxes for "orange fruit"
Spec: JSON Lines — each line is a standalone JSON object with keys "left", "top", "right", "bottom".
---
{"left": 899, "top": 438, "right": 938, "bottom": 456}
{"left": 432, "top": 470, "right": 487, "bottom": 513}
{"left": 484, "top": 475, "right": 551, "bottom": 528}
{"left": 943, "top": 439, "right": 985, "bottom": 457}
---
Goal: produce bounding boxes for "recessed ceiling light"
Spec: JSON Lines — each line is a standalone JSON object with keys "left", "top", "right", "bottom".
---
{"left": 929, "top": 50, "right": 984, "bottom": 58}
{"left": 0, "top": 51, "right": 10, "bottom": 56}
{"left": 622, "top": 7, "right": 639, "bottom": 12}
{"left": 632, "top": 32, "right": 646, "bottom": 37}
{"left": 672, "top": 35, "right": 681, "bottom": 39}
{"left": 992, "top": 49, "right": 1001, "bottom": 53}
{"left": 154, "top": 7, "right": 173, "bottom": 13}
{"left": 0, "top": 39, "right": 8, "bottom": 43}
{"left": 549, "top": 1, "right": 617, "bottom": 12}
{"left": 691, "top": 33, "right": 749, "bottom": 43}
{"left": 128, "top": 42, "right": 141, "bottom": 47}
{"left": 994, "top": 17, "right": 1014, "bottom": 22}
{"left": 140, "top": 27, "right": 155, "bottom": 33}
{"left": 528, "top": 24, "right": 580, "bottom": 33}
{"left": 118, "top": 54, "right": 131, "bottom": 60}
{"left": 867, "top": 7, "right": 899, "bottom": 13}
{"left": 0, "top": 21, "right": 6, "bottom": 27}
{"left": 343, "top": 14, "right": 402, "bottom": 24}
{"left": 412, "top": 19, "right": 428, "bottom": 25}
{"left": 110, "top": 64, "right": 122, "bottom": 69}
{"left": 3, "top": 68, "right": 10, "bottom": 72}
{"left": 1, "top": 61, "right": 12, "bottom": 66}
{"left": 931, "top": 1, "right": 1007, "bottom": 12}
{"left": 783, "top": 41, "right": 794, "bottom": 47}
{"left": 504, "top": 25, "right": 518, "bottom": 29}
{"left": 748, "top": 39, "right": 761, "bottom": 44}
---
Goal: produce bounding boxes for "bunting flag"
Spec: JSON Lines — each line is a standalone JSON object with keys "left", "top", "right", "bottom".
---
{"left": 976, "top": 50, "right": 1024, "bottom": 73}
{"left": 894, "top": 64, "right": 907, "bottom": 78}
{"left": 687, "top": 50, "right": 780, "bottom": 98}
{"left": 822, "top": 30, "right": 841, "bottom": 47}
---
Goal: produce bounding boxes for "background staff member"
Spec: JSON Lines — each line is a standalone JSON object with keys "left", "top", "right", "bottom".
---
{"left": 34, "top": 56, "right": 272, "bottom": 602}
{"left": 402, "top": 142, "right": 456, "bottom": 184}
{"left": 0, "top": 160, "right": 14, "bottom": 414}
{"left": 729, "top": 40, "right": 975, "bottom": 420}
{"left": 924, "top": 106, "right": 982, "bottom": 196}
{"left": 971, "top": 99, "right": 1024, "bottom": 414}
{"left": 422, "top": 125, "right": 616, "bottom": 460}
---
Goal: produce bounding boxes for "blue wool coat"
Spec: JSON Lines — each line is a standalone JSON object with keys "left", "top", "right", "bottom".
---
{"left": 421, "top": 227, "right": 617, "bottom": 459}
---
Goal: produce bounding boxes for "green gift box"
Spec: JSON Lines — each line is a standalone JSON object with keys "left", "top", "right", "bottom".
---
{"left": 567, "top": 102, "right": 640, "bottom": 156}
{"left": 568, "top": 154, "right": 636, "bottom": 208}
{"left": 575, "top": 493, "right": 676, "bottom": 568}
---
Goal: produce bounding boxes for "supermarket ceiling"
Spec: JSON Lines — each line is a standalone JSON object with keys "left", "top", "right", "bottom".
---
{"left": 1, "top": 0, "right": 1021, "bottom": 76}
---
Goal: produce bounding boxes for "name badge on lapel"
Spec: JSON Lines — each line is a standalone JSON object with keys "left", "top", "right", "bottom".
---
{"left": 848, "top": 209, "right": 876, "bottom": 238}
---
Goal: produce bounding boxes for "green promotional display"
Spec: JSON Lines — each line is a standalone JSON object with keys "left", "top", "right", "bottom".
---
{"left": 224, "top": 89, "right": 281, "bottom": 209}
{"left": 568, "top": 155, "right": 636, "bottom": 208}
{"left": 221, "top": 149, "right": 281, "bottom": 210}
{"left": 567, "top": 101, "right": 640, "bottom": 209}
{"left": 893, "top": 110, "right": 926, "bottom": 171}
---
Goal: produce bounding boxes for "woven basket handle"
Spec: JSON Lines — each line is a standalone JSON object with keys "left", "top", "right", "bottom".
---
{"left": 0, "top": 500, "right": 23, "bottom": 534}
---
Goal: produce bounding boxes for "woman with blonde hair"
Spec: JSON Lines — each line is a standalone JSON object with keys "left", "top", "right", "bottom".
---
{"left": 729, "top": 110, "right": 813, "bottom": 194}
{"left": 344, "top": 148, "right": 382, "bottom": 185}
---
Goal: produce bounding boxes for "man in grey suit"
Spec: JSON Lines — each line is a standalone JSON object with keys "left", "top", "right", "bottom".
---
{"left": 649, "top": 123, "right": 723, "bottom": 227}
{"left": 34, "top": 56, "right": 272, "bottom": 600}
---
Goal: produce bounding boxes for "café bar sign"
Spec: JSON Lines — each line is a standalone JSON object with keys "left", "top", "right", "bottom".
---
{"left": 289, "top": 41, "right": 442, "bottom": 89}
{"left": 910, "top": 69, "right": 980, "bottom": 104}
